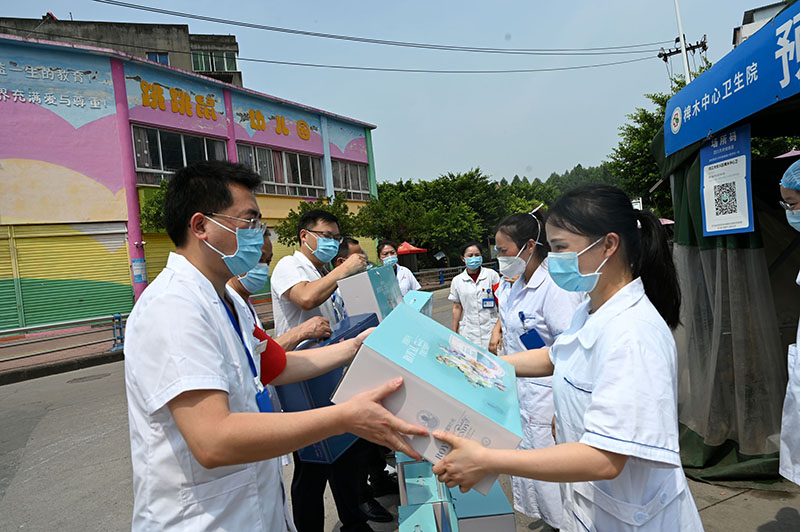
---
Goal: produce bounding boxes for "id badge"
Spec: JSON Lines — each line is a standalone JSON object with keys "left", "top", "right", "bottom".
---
{"left": 255, "top": 389, "right": 274, "bottom": 413}
{"left": 482, "top": 298, "right": 495, "bottom": 309}
{"left": 519, "top": 328, "right": 546, "bottom": 349}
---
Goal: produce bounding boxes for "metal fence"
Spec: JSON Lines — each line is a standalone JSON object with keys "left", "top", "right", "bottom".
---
{"left": 0, "top": 263, "right": 497, "bottom": 363}
{"left": 0, "top": 314, "right": 126, "bottom": 363}
{"left": 415, "top": 261, "right": 499, "bottom": 288}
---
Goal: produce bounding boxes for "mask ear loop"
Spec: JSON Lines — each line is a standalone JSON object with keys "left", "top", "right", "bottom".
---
{"left": 528, "top": 203, "right": 544, "bottom": 247}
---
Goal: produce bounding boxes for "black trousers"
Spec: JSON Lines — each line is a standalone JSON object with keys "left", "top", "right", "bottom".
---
{"left": 290, "top": 440, "right": 369, "bottom": 532}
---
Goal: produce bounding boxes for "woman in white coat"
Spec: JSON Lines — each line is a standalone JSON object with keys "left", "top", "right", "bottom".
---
{"left": 449, "top": 241, "right": 500, "bottom": 350}
{"left": 377, "top": 240, "right": 421, "bottom": 296}
{"left": 433, "top": 185, "right": 704, "bottom": 532}
{"left": 779, "top": 160, "right": 800, "bottom": 486}
{"left": 488, "top": 209, "right": 583, "bottom": 529}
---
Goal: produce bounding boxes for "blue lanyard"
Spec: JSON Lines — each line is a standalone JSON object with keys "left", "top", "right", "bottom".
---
{"left": 219, "top": 296, "right": 263, "bottom": 392}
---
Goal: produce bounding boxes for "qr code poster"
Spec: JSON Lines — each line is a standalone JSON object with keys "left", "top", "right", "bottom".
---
{"left": 700, "top": 125, "right": 753, "bottom": 236}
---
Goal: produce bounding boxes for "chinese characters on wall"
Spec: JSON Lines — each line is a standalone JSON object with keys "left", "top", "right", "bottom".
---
{"left": 0, "top": 61, "right": 108, "bottom": 109}
{"left": 139, "top": 80, "right": 217, "bottom": 121}
{"left": 248, "top": 107, "right": 311, "bottom": 140}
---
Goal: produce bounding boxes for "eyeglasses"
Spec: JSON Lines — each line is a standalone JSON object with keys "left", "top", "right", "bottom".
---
{"left": 780, "top": 200, "right": 798, "bottom": 211}
{"left": 307, "top": 229, "right": 343, "bottom": 243}
{"left": 205, "top": 212, "right": 268, "bottom": 234}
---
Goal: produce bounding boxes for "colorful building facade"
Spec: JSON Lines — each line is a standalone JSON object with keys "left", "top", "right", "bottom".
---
{"left": 0, "top": 34, "right": 378, "bottom": 330}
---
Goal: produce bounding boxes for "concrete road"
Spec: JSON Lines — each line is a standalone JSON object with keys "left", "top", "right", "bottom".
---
{"left": 1, "top": 288, "right": 799, "bottom": 531}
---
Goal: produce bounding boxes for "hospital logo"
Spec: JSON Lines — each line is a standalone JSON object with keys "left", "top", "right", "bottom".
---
{"left": 670, "top": 107, "right": 682, "bottom": 134}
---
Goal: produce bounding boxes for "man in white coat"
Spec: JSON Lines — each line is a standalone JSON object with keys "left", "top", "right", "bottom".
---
{"left": 124, "top": 161, "right": 426, "bottom": 531}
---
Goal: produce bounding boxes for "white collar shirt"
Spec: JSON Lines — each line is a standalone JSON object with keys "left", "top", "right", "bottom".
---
{"left": 549, "top": 278, "right": 703, "bottom": 531}
{"left": 124, "top": 252, "right": 294, "bottom": 531}
{"left": 270, "top": 250, "right": 343, "bottom": 336}
{"left": 395, "top": 264, "right": 421, "bottom": 296}
{"left": 448, "top": 267, "right": 500, "bottom": 349}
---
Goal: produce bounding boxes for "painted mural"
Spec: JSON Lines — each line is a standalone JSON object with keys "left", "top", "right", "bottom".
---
{"left": 124, "top": 62, "right": 227, "bottom": 137}
{"left": 327, "top": 117, "right": 368, "bottom": 164}
{"left": 0, "top": 41, "right": 126, "bottom": 224}
{"left": 231, "top": 91, "right": 324, "bottom": 155}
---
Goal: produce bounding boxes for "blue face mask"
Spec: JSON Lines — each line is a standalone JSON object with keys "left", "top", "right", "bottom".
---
{"left": 787, "top": 209, "right": 800, "bottom": 232}
{"left": 547, "top": 237, "right": 609, "bottom": 293}
{"left": 305, "top": 232, "right": 340, "bottom": 264}
{"left": 204, "top": 217, "right": 264, "bottom": 277}
{"left": 239, "top": 262, "right": 270, "bottom": 293}
{"left": 465, "top": 256, "right": 483, "bottom": 270}
{"left": 382, "top": 255, "right": 398, "bottom": 268}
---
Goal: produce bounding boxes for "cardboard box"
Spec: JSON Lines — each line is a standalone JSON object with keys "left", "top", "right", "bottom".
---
{"left": 336, "top": 264, "right": 403, "bottom": 321}
{"left": 398, "top": 503, "right": 442, "bottom": 532}
{"left": 448, "top": 482, "right": 515, "bottom": 532}
{"left": 332, "top": 303, "right": 523, "bottom": 494}
{"left": 404, "top": 290, "right": 434, "bottom": 317}
{"left": 275, "top": 313, "right": 378, "bottom": 463}
{"left": 398, "top": 461, "right": 452, "bottom": 531}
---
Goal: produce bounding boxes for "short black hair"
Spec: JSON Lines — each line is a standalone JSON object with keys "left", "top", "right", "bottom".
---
{"left": 377, "top": 239, "right": 397, "bottom": 255}
{"left": 335, "top": 237, "right": 360, "bottom": 261}
{"left": 460, "top": 241, "right": 482, "bottom": 256}
{"left": 164, "top": 161, "right": 261, "bottom": 247}
{"left": 297, "top": 209, "right": 340, "bottom": 241}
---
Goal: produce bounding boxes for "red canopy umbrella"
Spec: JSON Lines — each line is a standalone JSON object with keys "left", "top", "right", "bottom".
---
{"left": 775, "top": 149, "right": 800, "bottom": 159}
{"left": 397, "top": 241, "right": 428, "bottom": 255}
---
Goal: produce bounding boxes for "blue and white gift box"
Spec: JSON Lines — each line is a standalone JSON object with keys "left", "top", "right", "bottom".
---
{"left": 336, "top": 264, "right": 403, "bottom": 321}
{"left": 332, "top": 303, "right": 523, "bottom": 494}
{"left": 404, "top": 290, "right": 434, "bottom": 317}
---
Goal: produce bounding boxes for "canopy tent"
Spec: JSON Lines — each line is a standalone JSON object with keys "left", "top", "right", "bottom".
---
{"left": 653, "top": 2, "right": 800, "bottom": 483}
{"left": 397, "top": 241, "right": 428, "bottom": 255}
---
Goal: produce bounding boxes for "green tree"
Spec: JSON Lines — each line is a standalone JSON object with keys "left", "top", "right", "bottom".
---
{"left": 273, "top": 194, "right": 359, "bottom": 246}
{"left": 139, "top": 179, "right": 168, "bottom": 233}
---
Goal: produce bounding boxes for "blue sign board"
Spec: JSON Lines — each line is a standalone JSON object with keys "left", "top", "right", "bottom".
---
{"left": 699, "top": 124, "right": 753, "bottom": 236}
{"left": 665, "top": 2, "right": 800, "bottom": 156}
{"left": 131, "top": 258, "right": 147, "bottom": 284}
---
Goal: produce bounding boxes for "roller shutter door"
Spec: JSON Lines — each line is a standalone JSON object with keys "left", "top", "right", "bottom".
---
{"left": 13, "top": 223, "right": 134, "bottom": 327}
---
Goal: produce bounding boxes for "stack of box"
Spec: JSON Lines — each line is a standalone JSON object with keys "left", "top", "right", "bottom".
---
{"left": 403, "top": 290, "right": 434, "bottom": 317}
{"left": 336, "top": 264, "right": 404, "bottom": 321}
{"left": 395, "top": 453, "right": 515, "bottom": 532}
{"left": 274, "top": 312, "right": 378, "bottom": 463}
{"left": 332, "top": 303, "right": 523, "bottom": 494}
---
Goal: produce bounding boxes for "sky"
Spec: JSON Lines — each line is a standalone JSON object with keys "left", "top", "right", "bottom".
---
{"left": 3, "top": 1, "right": 766, "bottom": 183}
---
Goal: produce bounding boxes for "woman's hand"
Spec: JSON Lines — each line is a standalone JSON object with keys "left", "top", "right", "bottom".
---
{"left": 431, "top": 431, "right": 491, "bottom": 493}
{"left": 488, "top": 320, "right": 503, "bottom": 355}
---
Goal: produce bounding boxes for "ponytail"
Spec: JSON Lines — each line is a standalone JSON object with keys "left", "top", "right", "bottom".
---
{"left": 548, "top": 184, "right": 681, "bottom": 329}
{"left": 634, "top": 210, "right": 681, "bottom": 329}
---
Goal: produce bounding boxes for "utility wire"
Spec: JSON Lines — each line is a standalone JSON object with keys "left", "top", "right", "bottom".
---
{"left": 92, "top": 0, "right": 673, "bottom": 56}
{"left": 2, "top": 24, "right": 658, "bottom": 74}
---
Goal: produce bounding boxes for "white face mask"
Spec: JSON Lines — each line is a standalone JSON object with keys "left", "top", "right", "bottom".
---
{"left": 497, "top": 245, "right": 532, "bottom": 279}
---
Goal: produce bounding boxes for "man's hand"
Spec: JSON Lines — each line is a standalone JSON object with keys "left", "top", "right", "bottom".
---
{"left": 300, "top": 316, "right": 331, "bottom": 340}
{"left": 432, "top": 431, "right": 491, "bottom": 493}
{"left": 339, "top": 378, "right": 428, "bottom": 459}
{"left": 340, "top": 252, "right": 368, "bottom": 276}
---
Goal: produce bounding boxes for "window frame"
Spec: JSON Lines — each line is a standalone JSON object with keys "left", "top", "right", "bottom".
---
{"left": 146, "top": 52, "right": 169, "bottom": 66}
{"left": 132, "top": 125, "right": 227, "bottom": 185}
{"left": 332, "top": 159, "right": 371, "bottom": 201}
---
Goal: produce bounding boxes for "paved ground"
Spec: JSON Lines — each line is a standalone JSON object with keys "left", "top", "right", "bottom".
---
{"left": 1, "top": 288, "right": 799, "bottom": 531}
